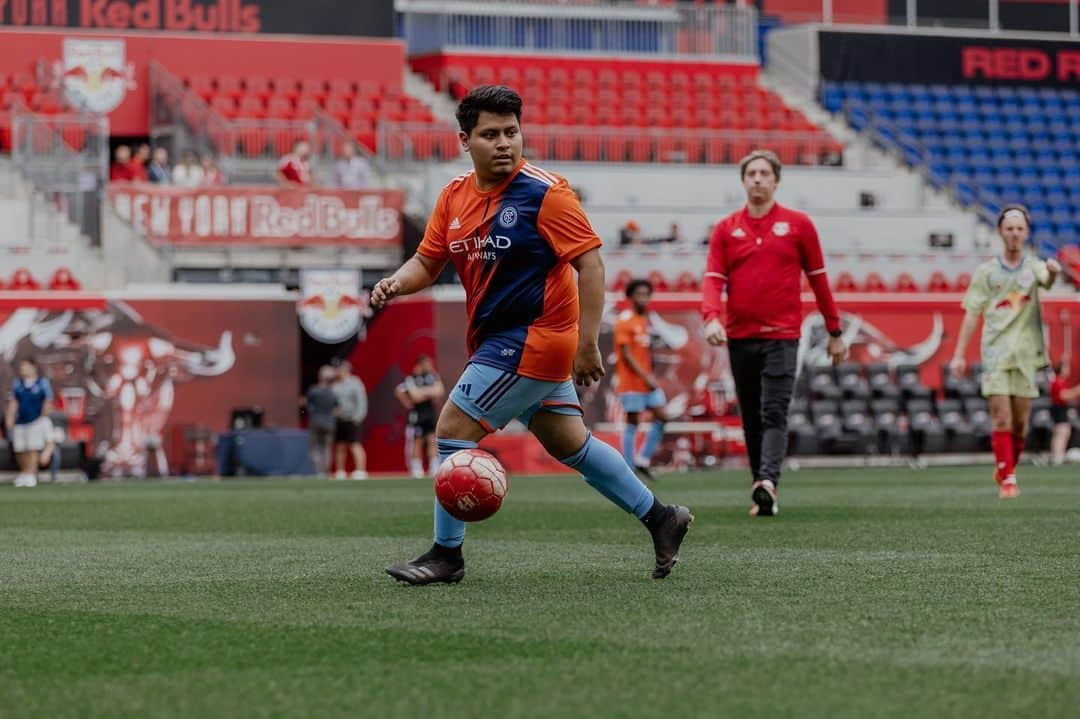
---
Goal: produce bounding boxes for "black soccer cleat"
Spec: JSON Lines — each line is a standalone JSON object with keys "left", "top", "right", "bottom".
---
{"left": 634, "top": 464, "right": 656, "bottom": 482}
{"left": 385, "top": 545, "right": 465, "bottom": 586}
{"left": 648, "top": 505, "right": 693, "bottom": 579}
{"left": 751, "top": 480, "right": 778, "bottom": 517}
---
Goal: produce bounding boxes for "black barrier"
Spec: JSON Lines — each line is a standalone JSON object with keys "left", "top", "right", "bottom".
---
{"left": 0, "top": 0, "right": 394, "bottom": 37}
{"left": 820, "top": 30, "right": 1080, "bottom": 87}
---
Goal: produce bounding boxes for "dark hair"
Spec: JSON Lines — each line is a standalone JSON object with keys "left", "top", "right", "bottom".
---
{"left": 18, "top": 357, "right": 37, "bottom": 368}
{"left": 739, "top": 149, "right": 782, "bottom": 181}
{"left": 997, "top": 203, "right": 1031, "bottom": 228}
{"left": 455, "top": 85, "right": 523, "bottom": 136}
{"left": 625, "top": 278, "right": 653, "bottom": 298}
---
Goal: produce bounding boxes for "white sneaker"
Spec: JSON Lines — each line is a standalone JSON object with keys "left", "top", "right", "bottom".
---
{"left": 14, "top": 473, "right": 37, "bottom": 488}
{"left": 350, "top": 470, "right": 368, "bottom": 480}
{"left": 334, "top": 470, "right": 347, "bottom": 480}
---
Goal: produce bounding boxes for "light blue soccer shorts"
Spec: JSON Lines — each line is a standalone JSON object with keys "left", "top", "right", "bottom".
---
{"left": 619, "top": 388, "right": 666, "bottom": 413}
{"left": 448, "top": 362, "right": 583, "bottom": 432}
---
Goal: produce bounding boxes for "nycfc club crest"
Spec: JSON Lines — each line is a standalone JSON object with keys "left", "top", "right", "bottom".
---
{"left": 498, "top": 206, "right": 518, "bottom": 228}
{"left": 58, "top": 38, "right": 136, "bottom": 114}
{"left": 297, "top": 269, "right": 370, "bottom": 343}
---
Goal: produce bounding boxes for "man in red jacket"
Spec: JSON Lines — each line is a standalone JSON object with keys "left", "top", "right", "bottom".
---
{"left": 703, "top": 150, "right": 846, "bottom": 517}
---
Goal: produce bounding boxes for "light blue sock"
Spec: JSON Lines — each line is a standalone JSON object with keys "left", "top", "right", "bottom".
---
{"left": 621, "top": 423, "right": 637, "bottom": 465}
{"left": 433, "top": 438, "right": 476, "bottom": 548}
{"left": 561, "top": 432, "right": 654, "bottom": 518}
{"left": 639, "top": 421, "right": 665, "bottom": 463}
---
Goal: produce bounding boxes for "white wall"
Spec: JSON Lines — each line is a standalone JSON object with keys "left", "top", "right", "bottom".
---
{"left": 420, "top": 161, "right": 979, "bottom": 253}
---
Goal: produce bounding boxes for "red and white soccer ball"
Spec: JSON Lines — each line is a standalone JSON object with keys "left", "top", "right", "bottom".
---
{"left": 434, "top": 449, "right": 509, "bottom": 522}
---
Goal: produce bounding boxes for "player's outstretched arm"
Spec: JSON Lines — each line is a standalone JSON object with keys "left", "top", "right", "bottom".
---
{"left": 1042, "top": 258, "right": 1062, "bottom": 288}
{"left": 571, "top": 248, "right": 606, "bottom": 387}
{"left": 370, "top": 254, "right": 446, "bottom": 310}
{"left": 949, "top": 311, "right": 980, "bottom": 377}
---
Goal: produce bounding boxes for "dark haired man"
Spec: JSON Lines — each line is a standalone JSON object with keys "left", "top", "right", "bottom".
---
{"left": 703, "top": 149, "right": 845, "bottom": 517}
{"left": 373, "top": 85, "right": 692, "bottom": 584}
{"left": 614, "top": 278, "right": 669, "bottom": 480}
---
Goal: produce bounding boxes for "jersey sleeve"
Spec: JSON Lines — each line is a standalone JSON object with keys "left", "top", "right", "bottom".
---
{"left": 417, "top": 186, "right": 452, "bottom": 261}
{"left": 536, "top": 181, "right": 603, "bottom": 263}
{"left": 797, "top": 215, "right": 841, "bottom": 333}
{"left": 702, "top": 221, "right": 728, "bottom": 324}
{"left": 962, "top": 266, "right": 990, "bottom": 314}
{"left": 41, "top": 379, "right": 54, "bottom": 401}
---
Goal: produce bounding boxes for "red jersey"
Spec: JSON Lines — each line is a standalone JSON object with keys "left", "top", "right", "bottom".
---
{"left": 110, "top": 162, "right": 135, "bottom": 182}
{"left": 702, "top": 202, "right": 840, "bottom": 340}
{"left": 614, "top": 310, "right": 652, "bottom": 393}
{"left": 418, "top": 160, "right": 601, "bottom": 381}
{"left": 277, "top": 154, "right": 311, "bottom": 185}
{"left": 129, "top": 160, "right": 148, "bottom": 182}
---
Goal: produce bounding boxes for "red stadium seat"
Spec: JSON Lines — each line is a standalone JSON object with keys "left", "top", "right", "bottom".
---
{"left": 927, "top": 271, "right": 951, "bottom": 292}
{"left": 674, "top": 271, "right": 700, "bottom": 292}
{"left": 245, "top": 76, "right": 273, "bottom": 101}
{"left": 862, "top": 272, "right": 888, "bottom": 292}
{"left": 611, "top": 269, "right": 633, "bottom": 293}
{"left": 953, "top": 272, "right": 972, "bottom": 292}
{"left": 647, "top": 270, "right": 670, "bottom": 292}
{"left": 894, "top": 273, "right": 919, "bottom": 292}
{"left": 834, "top": 272, "right": 858, "bottom": 292}
{"left": 8, "top": 268, "right": 40, "bottom": 291}
{"left": 237, "top": 95, "right": 266, "bottom": 119}
{"left": 217, "top": 76, "right": 244, "bottom": 101}
{"left": 188, "top": 75, "right": 215, "bottom": 102}
{"left": 48, "top": 267, "right": 81, "bottom": 291}
{"left": 211, "top": 95, "right": 238, "bottom": 119}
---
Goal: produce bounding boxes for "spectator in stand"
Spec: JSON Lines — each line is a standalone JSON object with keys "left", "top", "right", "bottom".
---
{"left": 665, "top": 222, "right": 682, "bottom": 243}
{"left": 110, "top": 145, "right": 135, "bottom": 182}
{"left": 200, "top": 155, "right": 225, "bottom": 186}
{"left": 277, "top": 139, "right": 313, "bottom": 187}
{"left": 335, "top": 140, "right": 371, "bottom": 189}
{"left": 172, "top": 150, "right": 204, "bottom": 187}
{"left": 130, "top": 143, "right": 150, "bottom": 182}
{"left": 619, "top": 220, "right": 642, "bottom": 246}
{"left": 146, "top": 147, "right": 170, "bottom": 184}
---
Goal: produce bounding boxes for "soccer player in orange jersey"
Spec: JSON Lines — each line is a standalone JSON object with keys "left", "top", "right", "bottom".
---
{"left": 373, "top": 86, "right": 692, "bottom": 585}
{"left": 613, "top": 278, "right": 670, "bottom": 481}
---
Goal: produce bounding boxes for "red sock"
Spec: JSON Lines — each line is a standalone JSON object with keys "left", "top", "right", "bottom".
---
{"left": 1012, "top": 433, "right": 1025, "bottom": 469}
{"left": 991, "top": 430, "right": 1015, "bottom": 484}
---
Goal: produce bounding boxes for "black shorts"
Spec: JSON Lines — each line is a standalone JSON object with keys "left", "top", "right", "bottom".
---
{"left": 1051, "top": 405, "right": 1070, "bottom": 424}
{"left": 408, "top": 411, "right": 437, "bottom": 437}
{"left": 335, "top": 420, "right": 360, "bottom": 443}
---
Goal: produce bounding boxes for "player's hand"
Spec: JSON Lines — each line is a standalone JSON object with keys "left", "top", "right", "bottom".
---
{"left": 827, "top": 336, "right": 847, "bottom": 366}
{"left": 370, "top": 277, "right": 400, "bottom": 309}
{"left": 573, "top": 343, "right": 605, "bottom": 387}
{"left": 1047, "top": 258, "right": 1062, "bottom": 275}
{"left": 704, "top": 318, "right": 727, "bottom": 347}
{"left": 949, "top": 357, "right": 966, "bottom": 378}
{"left": 645, "top": 374, "right": 660, "bottom": 391}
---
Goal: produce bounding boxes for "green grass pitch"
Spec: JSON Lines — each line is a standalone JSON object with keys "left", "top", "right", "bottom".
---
{"left": 2, "top": 466, "right": 1079, "bottom": 718}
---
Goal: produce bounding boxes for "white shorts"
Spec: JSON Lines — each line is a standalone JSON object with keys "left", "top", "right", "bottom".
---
{"left": 12, "top": 417, "right": 53, "bottom": 453}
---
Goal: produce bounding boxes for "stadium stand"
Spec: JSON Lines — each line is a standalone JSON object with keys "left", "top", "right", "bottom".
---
{"left": 407, "top": 53, "right": 840, "bottom": 164}
{"left": 824, "top": 81, "right": 1080, "bottom": 256}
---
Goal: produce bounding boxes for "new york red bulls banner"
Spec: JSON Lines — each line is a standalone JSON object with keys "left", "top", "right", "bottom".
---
{"left": 108, "top": 186, "right": 404, "bottom": 248}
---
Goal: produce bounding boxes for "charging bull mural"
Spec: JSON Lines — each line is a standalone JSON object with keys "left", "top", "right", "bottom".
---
{"left": 0, "top": 296, "right": 299, "bottom": 477}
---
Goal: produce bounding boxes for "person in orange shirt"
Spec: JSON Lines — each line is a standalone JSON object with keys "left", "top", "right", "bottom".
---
{"left": 614, "top": 278, "right": 670, "bottom": 481}
{"left": 371, "top": 85, "right": 692, "bottom": 585}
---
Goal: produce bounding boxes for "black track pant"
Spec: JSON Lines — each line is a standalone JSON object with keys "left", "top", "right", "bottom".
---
{"left": 728, "top": 338, "right": 799, "bottom": 486}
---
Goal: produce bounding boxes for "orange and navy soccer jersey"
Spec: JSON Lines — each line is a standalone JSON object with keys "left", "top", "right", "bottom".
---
{"left": 613, "top": 309, "right": 652, "bottom": 394}
{"left": 417, "top": 160, "right": 602, "bottom": 382}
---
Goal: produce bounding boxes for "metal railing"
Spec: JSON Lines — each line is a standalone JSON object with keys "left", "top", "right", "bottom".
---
{"left": 377, "top": 121, "right": 840, "bottom": 166}
{"left": 10, "top": 110, "right": 109, "bottom": 247}
{"left": 149, "top": 61, "right": 385, "bottom": 186}
{"left": 397, "top": 2, "right": 758, "bottom": 58}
